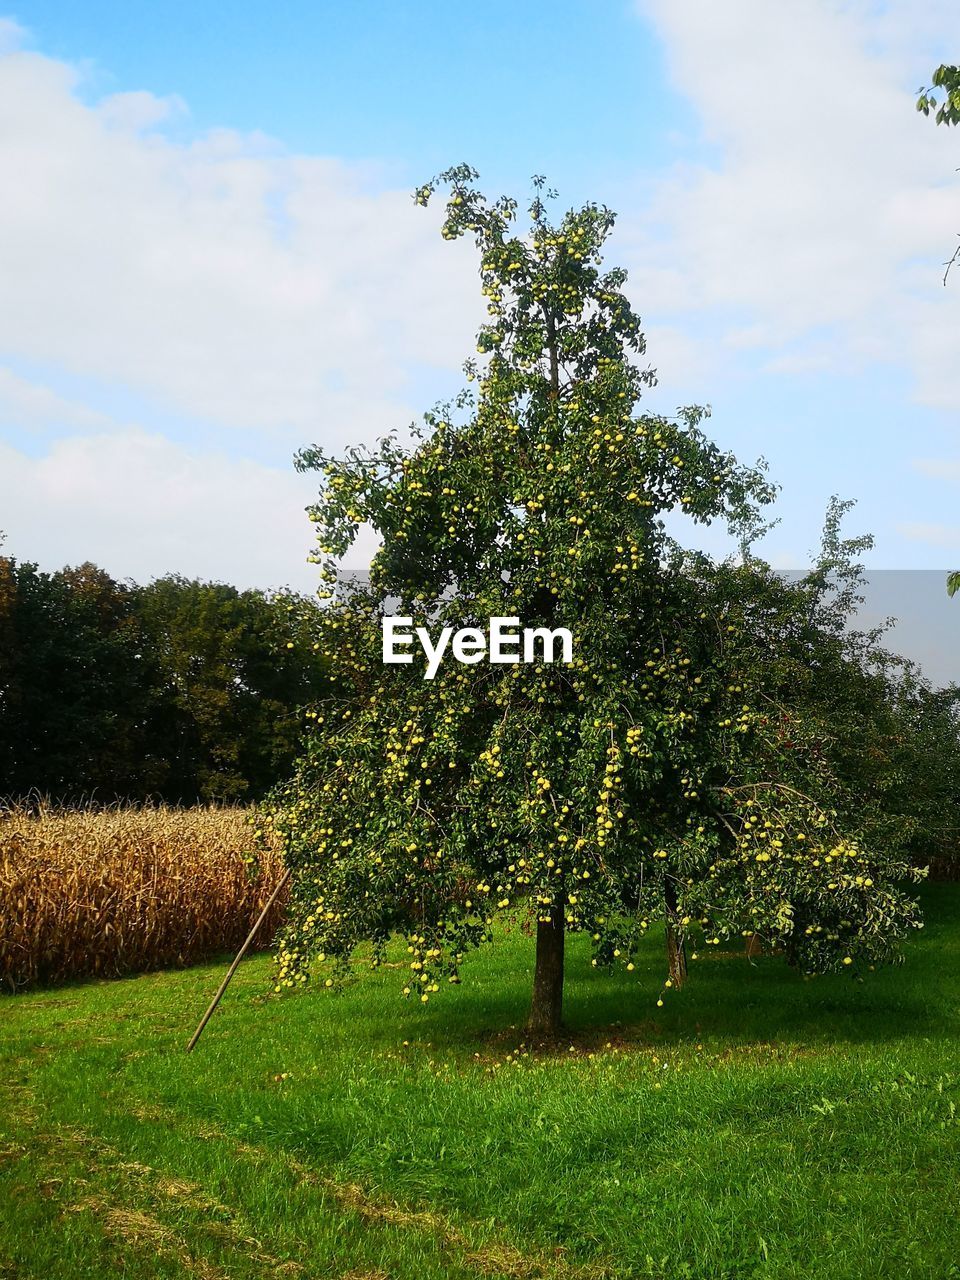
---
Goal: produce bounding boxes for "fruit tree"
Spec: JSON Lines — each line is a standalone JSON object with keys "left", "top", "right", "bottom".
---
{"left": 264, "top": 167, "right": 924, "bottom": 1038}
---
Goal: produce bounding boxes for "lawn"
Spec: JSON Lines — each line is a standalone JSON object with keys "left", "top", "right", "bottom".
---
{"left": 2, "top": 885, "right": 959, "bottom": 1280}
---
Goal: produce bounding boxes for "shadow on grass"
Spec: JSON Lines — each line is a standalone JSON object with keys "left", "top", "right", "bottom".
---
{"left": 390, "top": 914, "right": 955, "bottom": 1057}
{"left": 9, "top": 885, "right": 957, "bottom": 1067}
{"left": 292, "top": 882, "right": 960, "bottom": 1058}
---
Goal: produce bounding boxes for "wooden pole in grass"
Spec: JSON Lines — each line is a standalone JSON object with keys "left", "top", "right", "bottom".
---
{"left": 186, "top": 867, "right": 292, "bottom": 1053}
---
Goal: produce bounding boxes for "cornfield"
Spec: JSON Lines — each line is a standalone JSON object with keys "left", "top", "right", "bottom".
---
{"left": 0, "top": 804, "right": 287, "bottom": 992}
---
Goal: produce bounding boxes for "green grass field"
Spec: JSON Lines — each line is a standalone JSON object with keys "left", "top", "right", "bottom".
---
{"left": 2, "top": 885, "right": 959, "bottom": 1280}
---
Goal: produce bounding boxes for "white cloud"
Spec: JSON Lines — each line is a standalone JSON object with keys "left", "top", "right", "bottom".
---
{"left": 630, "top": 0, "right": 960, "bottom": 408}
{"left": 96, "top": 89, "right": 188, "bottom": 132}
{"left": 913, "top": 458, "right": 960, "bottom": 482}
{"left": 0, "top": 16, "right": 25, "bottom": 54}
{"left": 0, "top": 366, "right": 113, "bottom": 430}
{"left": 642, "top": 324, "right": 716, "bottom": 398}
{"left": 2, "top": 12, "right": 957, "bottom": 587}
{"left": 0, "top": 46, "right": 482, "bottom": 439}
{"left": 897, "top": 521, "right": 960, "bottom": 549}
{"left": 0, "top": 38, "right": 490, "bottom": 585}
{"left": 0, "top": 431, "right": 330, "bottom": 590}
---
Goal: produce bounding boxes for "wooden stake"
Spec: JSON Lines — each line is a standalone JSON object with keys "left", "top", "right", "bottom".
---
{"left": 185, "top": 868, "right": 292, "bottom": 1053}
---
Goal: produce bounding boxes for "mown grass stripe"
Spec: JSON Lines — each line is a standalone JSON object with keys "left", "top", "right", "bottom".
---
{"left": 1, "top": 1078, "right": 618, "bottom": 1280}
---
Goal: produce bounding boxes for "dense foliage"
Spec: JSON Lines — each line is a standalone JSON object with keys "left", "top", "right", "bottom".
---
{"left": 916, "top": 63, "right": 960, "bottom": 129}
{"left": 0, "top": 551, "right": 328, "bottom": 803}
{"left": 266, "top": 169, "right": 944, "bottom": 1035}
{"left": 705, "top": 528, "right": 960, "bottom": 878}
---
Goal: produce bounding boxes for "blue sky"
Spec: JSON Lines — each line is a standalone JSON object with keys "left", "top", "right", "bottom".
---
{"left": 0, "top": 0, "right": 958, "bottom": 675}
{"left": 6, "top": 1, "right": 699, "bottom": 192}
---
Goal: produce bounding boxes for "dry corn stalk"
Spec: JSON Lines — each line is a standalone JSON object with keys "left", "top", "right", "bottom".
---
{"left": 0, "top": 803, "right": 286, "bottom": 991}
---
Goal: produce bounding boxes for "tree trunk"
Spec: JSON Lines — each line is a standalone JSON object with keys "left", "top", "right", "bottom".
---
{"left": 527, "top": 904, "right": 565, "bottom": 1038}
{"left": 663, "top": 878, "right": 687, "bottom": 988}
{"left": 542, "top": 305, "right": 560, "bottom": 398}
{"left": 666, "top": 925, "right": 688, "bottom": 988}
{"left": 744, "top": 932, "right": 763, "bottom": 958}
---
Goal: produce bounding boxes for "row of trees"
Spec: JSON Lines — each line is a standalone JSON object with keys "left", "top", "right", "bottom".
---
{"left": 0, "top": 549, "right": 328, "bottom": 804}
{"left": 264, "top": 168, "right": 960, "bottom": 1037}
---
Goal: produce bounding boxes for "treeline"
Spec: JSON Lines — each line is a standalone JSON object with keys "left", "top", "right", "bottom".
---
{"left": 0, "top": 553, "right": 328, "bottom": 804}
